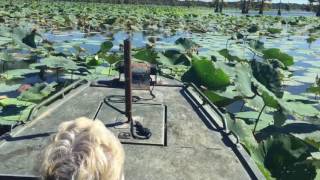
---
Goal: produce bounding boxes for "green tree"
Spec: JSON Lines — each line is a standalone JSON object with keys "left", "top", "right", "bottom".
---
{"left": 309, "top": 0, "right": 320, "bottom": 16}
{"left": 214, "top": 0, "right": 224, "bottom": 13}
{"left": 259, "top": 0, "right": 272, "bottom": 15}
{"left": 241, "top": 0, "right": 252, "bottom": 14}
{"left": 278, "top": 0, "right": 283, "bottom": 16}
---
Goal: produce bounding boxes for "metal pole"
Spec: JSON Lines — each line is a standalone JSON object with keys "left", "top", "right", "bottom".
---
{"left": 124, "top": 38, "right": 132, "bottom": 123}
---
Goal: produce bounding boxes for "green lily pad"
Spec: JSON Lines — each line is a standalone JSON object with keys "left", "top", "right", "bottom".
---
{"left": 86, "top": 55, "right": 104, "bottom": 66}
{"left": 98, "top": 41, "right": 113, "bottom": 54}
{"left": 105, "top": 53, "right": 122, "bottom": 65}
{"left": 235, "top": 111, "right": 274, "bottom": 130}
{"left": 307, "top": 86, "right": 320, "bottom": 96}
{"left": 234, "top": 63, "right": 255, "bottom": 98}
{"left": 18, "top": 82, "right": 57, "bottom": 103}
{"left": 0, "top": 51, "right": 15, "bottom": 62}
{"left": 248, "top": 24, "right": 259, "bottom": 33}
{"left": 252, "top": 134, "right": 317, "bottom": 180}
{"left": 219, "top": 48, "right": 245, "bottom": 62}
{"left": 262, "top": 48, "right": 294, "bottom": 67}
{"left": 12, "top": 25, "right": 39, "bottom": 49}
{"left": 267, "top": 28, "right": 282, "bottom": 34}
{"left": 41, "top": 56, "right": 79, "bottom": 70}
{"left": 279, "top": 101, "right": 319, "bottom": 118}
{"left": 133, "top": 48, "right": 158, "bottom": 64}
{"left": 175, "top": 37, "right": 197, "bottom": 50}
{"left": 203, "top": 90, "right": 236, "bottom": 107}
{"left": 0, "top": 98, "right": 35, "bottom": 107}
{"left": 0, "top": 105, "right": 35, "bottom": 124}
{"left": 261, "top": 91, "right": 279, "bottom": 109}
{"left": 204, "top": 86, "right": 240, "bottom": 107}
{"left": 245, "top": 95, "right": 265, "bottom": 111}
{"left": 226, "top": 113, "right": 258, "bottom": 150}
{"left": 251, "top": 60, "right": 283, "bottom": 98}
{"left": 1, "top": 69, "right": 39, "bottom": 80}
{"left": 0, "top": 83, "right": 20, "bottom": 93}
{"left": 156, "top": 52, "right": 174, "bottom": 66}
{"left": 273, "top": 109, "right": 287, "bottom": 127}
{"left": 306, "top": 35, "right": 317, "bottom": 44}
{"left": 182, "top": 59, "right": 230, "bottom": 90}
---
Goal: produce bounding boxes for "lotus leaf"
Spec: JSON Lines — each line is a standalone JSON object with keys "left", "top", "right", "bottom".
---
{"left": 182, "top": 59, "right": 230, "bottom": 90}
{"left": 41, "top": 56, "right": 79, "bottom": 70}
{"left": 267, "top": 28, "right": 282, "bottom": 34}
{"left": 251, "top": 60, "right": 283, "bottom": 98}
{"left": 307, "top": 86, "right": 320, "bottom": 96}
{"left": 248, "top": 24, "right": 259, "bottom": 33}
{"left": 0, "top": 98, "right": 35, "bottom": 107}
{"left": 133, "top": 48, "right": 158, "bottom": 64}
{"left": 234, "top": 63, "right": 255, "bottom": 98}
{"left": 203, "top": 90, "right": 236, "bottom": 107}
{"left": 18, "top": 82, "right": 57, "bottom": 103}
{"left": 1, "top": 69, "right": 39, "bottom": 80}
{"left": 262, "top": 48, "right": 294, "bottom": 67}
{"left": 175, "top": 37, "right": 197, "bottom": 50}
{"left": 0, "top": 105, "right": 34, "bottom": 124}
{"left": 98, "top": 41, "right": 113, "bottom": 54}
{"left": 219, "top": 49, "right": 245, "bottom": 62}
{"left": 253, "top": 134, "right": 317, "bottom": 180}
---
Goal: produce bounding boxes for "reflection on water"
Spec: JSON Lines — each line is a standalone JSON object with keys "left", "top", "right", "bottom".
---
{"left": 285, "top": 83, "right": 313, "bottom": 95}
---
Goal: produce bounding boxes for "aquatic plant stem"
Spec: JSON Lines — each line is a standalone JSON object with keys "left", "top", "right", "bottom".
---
{"left": 56, "top": 70, "right": 59, "bottom": 83}
{"left": 239, "top": 100, "right": 245, "bottom": 112}
{"left": 2, "top": 61, "right": 5, "bottom": 73}
{"left": 253, "top": 104, "right": 266, "bottom": 134}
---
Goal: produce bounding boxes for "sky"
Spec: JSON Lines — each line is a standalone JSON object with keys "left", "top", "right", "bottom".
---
{"left": 200, "top": 0, "right": 309, "bottom": 4}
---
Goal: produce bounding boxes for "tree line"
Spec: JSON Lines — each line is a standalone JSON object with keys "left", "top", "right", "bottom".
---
{"left": 212, "top": 0, "right": 273, "bottom": 14}
{"left": 213, "top": 0, "right": 319, "bottom": 16}
{"left": 309, "top": 0, "right": 320, "bottom": 16}
{"left": 48, "top": 0, "right": 320, "bottom": 16}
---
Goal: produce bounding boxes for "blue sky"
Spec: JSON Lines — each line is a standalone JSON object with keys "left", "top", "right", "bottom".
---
{"left": 200, "top": 0, "right": 309, "bottom": 4}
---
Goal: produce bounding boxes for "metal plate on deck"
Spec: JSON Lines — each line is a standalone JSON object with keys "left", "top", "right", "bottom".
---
{"left": 95, "top": 102, "right": 166, "bottom": 146}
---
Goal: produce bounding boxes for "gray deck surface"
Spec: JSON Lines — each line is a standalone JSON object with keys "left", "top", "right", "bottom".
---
{"left": 0, "top": 79, "right": 251, "bottom": 180}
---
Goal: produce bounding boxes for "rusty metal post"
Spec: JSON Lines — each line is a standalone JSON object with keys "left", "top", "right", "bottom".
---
{"left": 124, "top": 38, "right": 132, "bottom": 123}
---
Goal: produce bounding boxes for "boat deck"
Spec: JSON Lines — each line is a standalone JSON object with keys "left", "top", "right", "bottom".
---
{"left": 0, "top": 78, "right": 256, "bottom": 180}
